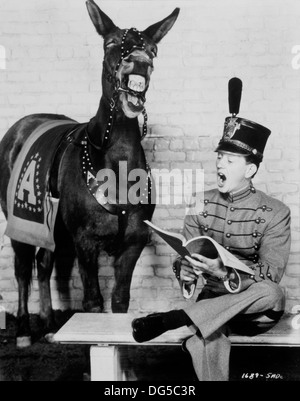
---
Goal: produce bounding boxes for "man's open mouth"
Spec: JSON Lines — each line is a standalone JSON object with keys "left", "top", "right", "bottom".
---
{"left": 217, "top": 172, "right": 227, "bottom": 187}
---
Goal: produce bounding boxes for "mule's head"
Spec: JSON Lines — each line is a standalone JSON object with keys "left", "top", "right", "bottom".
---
{"left": 86, "top": 0, "right": 179, "bottom": 118}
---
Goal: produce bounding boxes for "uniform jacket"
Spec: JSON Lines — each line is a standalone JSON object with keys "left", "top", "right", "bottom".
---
{"left": 183, "top": 184, "right": 291, "bottom": 293}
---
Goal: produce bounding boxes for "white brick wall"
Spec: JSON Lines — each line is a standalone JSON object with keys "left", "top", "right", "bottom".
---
{"left": 0, "top": 0, "right": 300, "bottom": 314}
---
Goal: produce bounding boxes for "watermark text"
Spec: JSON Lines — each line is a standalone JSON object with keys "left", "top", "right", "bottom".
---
{"left": 92, "top": 163, "right": 204, "bottom": 209}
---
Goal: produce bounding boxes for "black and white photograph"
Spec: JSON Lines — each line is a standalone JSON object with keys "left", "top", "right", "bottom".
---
{"left": 0, "top": 0, "right": 299, "bottom": 385}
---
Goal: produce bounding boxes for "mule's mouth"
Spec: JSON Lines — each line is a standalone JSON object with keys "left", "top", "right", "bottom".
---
{"left": 119, "top": 74, "right": 148, "bottom": 117}
{"left": 125, "top": 74, "right": 146, "bottom": 107}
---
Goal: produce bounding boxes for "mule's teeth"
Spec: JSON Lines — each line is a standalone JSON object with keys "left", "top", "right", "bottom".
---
{"left": 128, "top": 74, "right": 145, "bottom": 92}
{"left": 128, "top": 81, "right": 138, "bottom": 91}
{"left": 128, "top": 94, "right": 138, "bottom": 106}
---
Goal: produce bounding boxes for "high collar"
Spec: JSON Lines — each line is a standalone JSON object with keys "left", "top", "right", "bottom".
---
{"left": 221, "top": 182, "right": 256, "bottom": 203}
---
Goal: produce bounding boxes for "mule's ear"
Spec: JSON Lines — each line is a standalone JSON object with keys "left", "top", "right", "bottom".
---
{"left": 86, "top": 0, "right": 118, "bottom": 37}
{"left": 143, "top": 8, "right": 180, "bottom": 44}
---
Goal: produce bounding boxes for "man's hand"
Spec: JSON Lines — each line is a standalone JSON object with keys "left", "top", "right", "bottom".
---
{"left": 185, "top": 254, "right": 229, "bottom": 279}
{"left": 179, "top": 257, "right": 199, "bottom": 283}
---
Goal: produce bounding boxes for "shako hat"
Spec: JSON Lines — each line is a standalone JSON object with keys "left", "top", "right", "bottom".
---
{"left": 215, "top": 78, "right": 271, "bottom": 162}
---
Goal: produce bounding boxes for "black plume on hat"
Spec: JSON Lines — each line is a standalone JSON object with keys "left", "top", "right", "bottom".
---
{"left": 228, "top": 77, "right": 242, "bottom": 116}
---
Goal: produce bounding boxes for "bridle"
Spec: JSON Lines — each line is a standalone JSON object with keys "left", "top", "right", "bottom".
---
{"left": 82, "top": 28, "right": 153, "bottom": 213}
{"left": 86, "top": 28, "right": 151, "bottom": 151}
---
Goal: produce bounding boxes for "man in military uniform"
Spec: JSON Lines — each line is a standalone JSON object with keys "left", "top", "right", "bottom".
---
{"left": 131, "top": 78, "right": 291, "bottom": 381}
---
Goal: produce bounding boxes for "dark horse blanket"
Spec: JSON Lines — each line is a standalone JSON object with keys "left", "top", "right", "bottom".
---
{"left": 5, "top": 120, "right": 78, "bottom": 251}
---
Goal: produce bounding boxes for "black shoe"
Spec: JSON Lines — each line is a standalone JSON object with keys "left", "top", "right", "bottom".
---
{"left": 131, "top": 313, "right": 167, "bottom": 343}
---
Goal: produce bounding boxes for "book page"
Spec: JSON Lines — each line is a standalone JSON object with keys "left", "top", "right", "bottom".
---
{"left": 144, "top": 220, "right": 190, "bottom": 257}
{"left": 185, "top": 235, "right": 253, "bottom": 275}
{"left": 185, "top": 237, "right": 219, "bottom": 259}
{"left": 145, "top": 220, "right": 254, "bottom": 274}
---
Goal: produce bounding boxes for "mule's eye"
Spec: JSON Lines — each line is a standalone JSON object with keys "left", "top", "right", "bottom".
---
{"left": 151, "top": 47, "right": 157, "bottom": 57}
{"left": 105, "top": 40, "right": 116, "bottom": 49}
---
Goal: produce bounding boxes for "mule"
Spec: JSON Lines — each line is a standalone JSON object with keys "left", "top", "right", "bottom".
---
{"left": 0, "top": 0, "right": 179, "bottom": 347}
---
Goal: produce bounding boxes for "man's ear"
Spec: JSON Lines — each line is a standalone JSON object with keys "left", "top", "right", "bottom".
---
{"left": 245, "top": 163, "right": 257, "bottom": 179}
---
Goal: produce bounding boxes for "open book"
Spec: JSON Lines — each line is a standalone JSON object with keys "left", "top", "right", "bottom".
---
{"left": 144, "top": 220, "right": 254, "bottom": 298}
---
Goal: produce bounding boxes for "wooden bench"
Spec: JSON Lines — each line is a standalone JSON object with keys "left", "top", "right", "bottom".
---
{"left": 53, "top": 312, "right": 300, "bottom": 381}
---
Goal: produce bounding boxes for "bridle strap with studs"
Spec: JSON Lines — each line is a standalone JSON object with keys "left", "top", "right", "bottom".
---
{"left": 87, "top": 28, "right": 149, "bottom": 151}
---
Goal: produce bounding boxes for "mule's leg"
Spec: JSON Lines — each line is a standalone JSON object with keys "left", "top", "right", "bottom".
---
{"left": 112, "top": 244, "right": 146, "bottom": 313}
{"left": 11, "top": 240, "right": 35, "bottom": 348}
{"left": 36, "top": 248, "right": 56, "bottom": 340}
{"left": 76, "top": 246, "right": 104, "bottom": 313}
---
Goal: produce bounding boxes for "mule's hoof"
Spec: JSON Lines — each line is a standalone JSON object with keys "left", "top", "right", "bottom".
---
{"left": 44, "top": 332, "right": 57, "bottom": 343}
{"left": 16, "top": 336, "right": 32, "bottom": 348}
